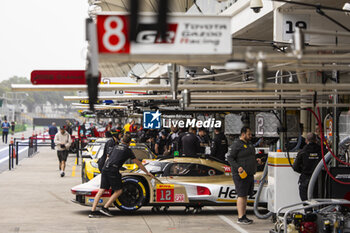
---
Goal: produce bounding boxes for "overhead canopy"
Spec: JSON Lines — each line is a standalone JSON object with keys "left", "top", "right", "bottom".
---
{"left": 97, "top": 0, "right": 194, "bottom": 12}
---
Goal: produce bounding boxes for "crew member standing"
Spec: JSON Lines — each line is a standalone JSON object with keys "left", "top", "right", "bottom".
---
{"left": 155, "top": 130, "right": 168, "bottom": 156}
{"left": 49, "top": 122, "right": 58, "bottom": 150}
{"left": 210, "top": 127, "right": 228, "bottom": 161}
{"left": 105, "top": 121, "right": 113, "bottom": 138}
{"left": 1, "top": 119, "right": 10, "bottom": 144}
{"left": 227, "top": 127, "right": 258, "bottom": 225}
{"left": 65, "top": 120, "right": 73, "bottom": 135}
{"left": 10, "top": 121, "right": 15, "bottom": 135}
{"left": 167, "top": 126, "right": 179, "bottom": 155}
{"left": 97, "top": 127, "right": 120, "bottom": 172}
{"left": 293, "top": 133, "right": 322, "bottom": 201}
{"left": 197, "top": 128, "right": 210, "bottom": 154}
{"left": 90, "top": 135, "right": 154, "bottom": 218}
{"left": 179, "top": 127, "right": 201, "bottom": 156}
{"left": 54, "top": 126, "right": 72, "bottom": 177}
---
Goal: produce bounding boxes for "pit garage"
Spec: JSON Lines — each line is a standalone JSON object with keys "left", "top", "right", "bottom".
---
{"left": 4, "top": 0, "right": 350, "bottom": 232}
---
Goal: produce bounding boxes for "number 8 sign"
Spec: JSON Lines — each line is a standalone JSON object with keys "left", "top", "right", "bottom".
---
{"left": 97, "top": 15, "right": 130, "bottom": 54}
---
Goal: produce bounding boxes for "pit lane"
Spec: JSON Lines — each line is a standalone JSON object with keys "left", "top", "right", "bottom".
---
{"left": 0, "top": 146, "right": 273, "bottom": 233}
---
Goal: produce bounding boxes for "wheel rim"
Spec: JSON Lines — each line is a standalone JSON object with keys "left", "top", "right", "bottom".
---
{"left": 118, "top": 182, "right": 142, "bottom": 207}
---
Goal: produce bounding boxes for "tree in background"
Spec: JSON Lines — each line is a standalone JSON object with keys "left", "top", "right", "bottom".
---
{"left": 0, "top": 76, "right": 75, "bottom": 112}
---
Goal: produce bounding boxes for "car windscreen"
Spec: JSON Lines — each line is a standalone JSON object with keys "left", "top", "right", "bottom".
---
{"left": 131, "top": 147, "right": 153, "bottom": 160}
{"left": 143, "top": 161, "right": 169, "bottom": 173}
{"left": 164, "top": 163, "right": 224, "bottom": 177}
{"left": 96, "top": 144, "right": 105, "bottom": 159}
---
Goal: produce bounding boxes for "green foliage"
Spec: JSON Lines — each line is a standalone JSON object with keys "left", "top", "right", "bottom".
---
{"left": 14, "top": 124, "right": 27, "bottom": 133}
{"left": 0, "top": 76, "right": 75, "bottom": 112}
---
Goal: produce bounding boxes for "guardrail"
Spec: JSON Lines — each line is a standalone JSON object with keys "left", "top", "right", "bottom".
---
{"left": 8, "top": 136, "right": 84, "bottom": 171}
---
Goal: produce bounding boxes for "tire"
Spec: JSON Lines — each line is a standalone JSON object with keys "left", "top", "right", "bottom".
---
{"left": 115, "top": 176, "right": 147, "bottom": 212}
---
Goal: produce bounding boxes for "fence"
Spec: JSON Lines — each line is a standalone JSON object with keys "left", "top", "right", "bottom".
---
{"left": 8, "top": 136, "right": 83, "bottom": 171}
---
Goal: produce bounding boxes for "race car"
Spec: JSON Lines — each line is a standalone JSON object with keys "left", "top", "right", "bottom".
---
{"left": 81, "top": 142, "right": 156, "bottom": 183}
{"left": 72, "top": 156, "right": 267, "bottom": 213}
{"left": 81, "top": 138, "right": 109, "bottom": 159}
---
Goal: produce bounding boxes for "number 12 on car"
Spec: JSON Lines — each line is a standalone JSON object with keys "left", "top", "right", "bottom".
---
{"left": 156, "top": 184, "right": 174, "bottom": 202}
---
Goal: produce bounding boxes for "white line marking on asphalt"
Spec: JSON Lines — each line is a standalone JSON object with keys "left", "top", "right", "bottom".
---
{"left": 0, "top": 147, "right": 28, "bottom": 164}
{"left": 207, "top": 207, "right": 249, "bottom": 233}
{"left": 0, "top": 147, "right": 9, "bottom": 153}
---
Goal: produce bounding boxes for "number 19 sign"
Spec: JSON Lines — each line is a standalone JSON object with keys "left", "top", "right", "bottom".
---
{"left": 96, "top": 13, "right": 232, "bottom": 55}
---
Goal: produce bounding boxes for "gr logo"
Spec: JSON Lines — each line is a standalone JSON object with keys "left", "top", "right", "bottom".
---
{"left": 143, "top": 110, "right": 161, "bottom": 129}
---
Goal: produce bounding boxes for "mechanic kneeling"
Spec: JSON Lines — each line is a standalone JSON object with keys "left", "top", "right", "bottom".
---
{"left": 89, "top": 135, "right": 154, "bottom": 218}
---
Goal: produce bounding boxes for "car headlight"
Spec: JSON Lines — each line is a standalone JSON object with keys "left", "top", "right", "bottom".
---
{"left": 90, "top": 161, "right": 98, "bottom": 168}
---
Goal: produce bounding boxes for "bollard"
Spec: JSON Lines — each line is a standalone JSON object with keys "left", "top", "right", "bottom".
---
{"left": 11, "top": 138, "right": 16, "bottom": 160}
{"left": 28, "top": 136, "right": 33, "bottom": 157}
{"left": 11, "top": 143, "right": 14, "bottom": 169}
{"left": 16, "top": 141, "right": 19, "bottom": 165}
{"left": 8, "top": 144, "right": 11, "bottom": 170}
{"left": 76, "top": 139, "right": 80, "bottom": 165}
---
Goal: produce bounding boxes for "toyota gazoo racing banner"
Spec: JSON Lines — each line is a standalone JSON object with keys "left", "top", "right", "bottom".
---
{"left": 96, "top": 13, "right": 232, "bottom": 55}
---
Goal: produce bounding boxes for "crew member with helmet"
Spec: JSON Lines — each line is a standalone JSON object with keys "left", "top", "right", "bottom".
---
{"left": 210, "top": 127, "right": 228, "bottom": 161}
{"left": 90, "top": 135, "right": 154, "bottom": 218}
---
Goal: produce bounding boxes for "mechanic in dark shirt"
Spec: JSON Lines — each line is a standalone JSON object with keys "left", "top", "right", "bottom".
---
{"left": 65, "top": 120, "right": 73, "bottom": 135}
{"left": 293, "top": 132, "right": 322, "bottom": 201}
{"left": 147, "top": 136, "right": 156, "bottom": 154}
{"left": 227, "top": 127, "right": 259, "bottom": 225}
{"left": 90, "top": 135, "right": 154, "bottom": 218}
{"left": 179, "top": 127, "right": 201, "bottom": 156}
{"left": 210, "top": 127, "right": 228, "bottom": 161}
{"left": 97, "top": 127, "right": 121, "bottom": 172}
{"left": 105, "top": 121, "right": 113, "bottom": 138}
{"left": 197, "top": 128, "right": 210, "bottom": 154}
{"left": 155, "top": 130, "right": 168, "bottom": 156}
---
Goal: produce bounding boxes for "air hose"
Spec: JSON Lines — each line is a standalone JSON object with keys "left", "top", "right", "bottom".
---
{"left": 308, "top": 107, "right": 350, "bottom": 186}
{"left": 254, "top": 161, "right": 273, "bottom": 219}
{"left": 307, "top": 136, "right": 350, "bottom": 199}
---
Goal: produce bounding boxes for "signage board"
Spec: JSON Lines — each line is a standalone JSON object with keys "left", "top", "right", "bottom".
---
{"left": 31, "top": 70, "right": 101, "bottom": 85}
{"left": 96, "top": 13, "right": 232, "bottom": 55}
{"left": 274, "top": 9, "right": 350, "bottom": 45}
